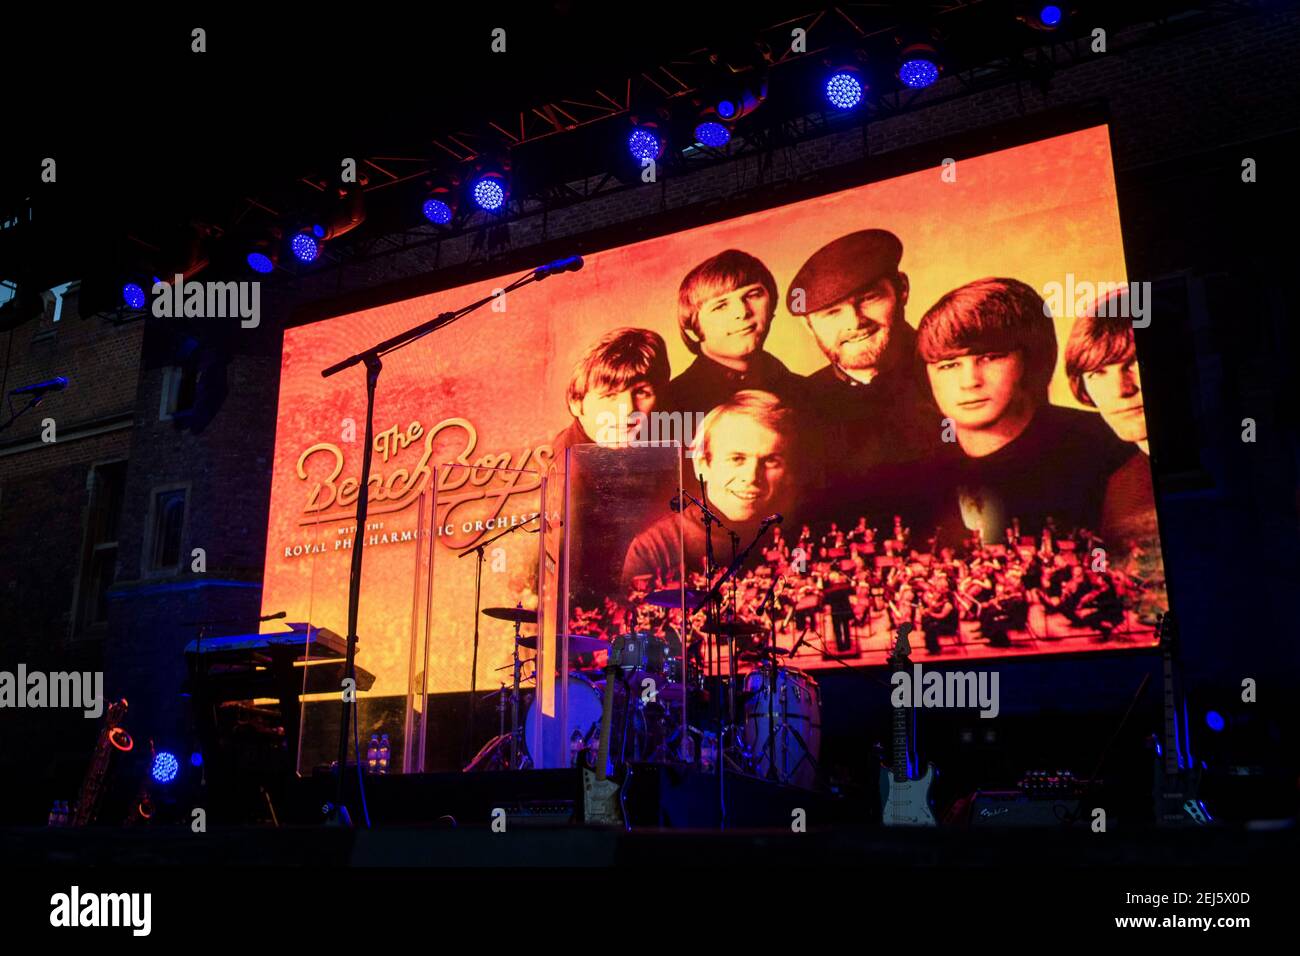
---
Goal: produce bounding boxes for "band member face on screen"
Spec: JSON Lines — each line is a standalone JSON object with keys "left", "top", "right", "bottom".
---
{"left": 678, "top": 250, "right": 778, "bottom": 370}
{"left": 1082, "top": 358, "right": 1145, "bottom": 442}
{"left": 693, "top": 391, "right": 795, "bottom": 523}
{"left": 805, "top": 275, "right": 908, "bottom": 372}
{"left": 1065, "top": 298, "right": 1147, "bottom": 447}
{"left": 565, "top": 327, "right": 671, "bottom": 447}
{"left": 925, "top": 350, "right": 1030, "bottom": 431}
{"left": 694, "top": 283, "right": 773, "bottom": 364}
{"left": 573, "top": 380, "right": 658, "bottom": 446}
{"left": 918, "top": 278, "right": 1058, "bottom": 448}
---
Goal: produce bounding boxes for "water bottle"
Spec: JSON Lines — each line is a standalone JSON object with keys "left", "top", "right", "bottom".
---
{"left": 377, "top": 734, "right": 390, "bottom": 775}
{"left": 366, "top": 734, "right": 379, "bottom": 774}
{"left": 569, "top": 729, "right": 583, "bottom": 767}
{"left": 701, "top": 733, "right": 717, "bottom": 772}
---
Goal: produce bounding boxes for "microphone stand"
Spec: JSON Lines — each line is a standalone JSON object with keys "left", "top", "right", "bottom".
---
{"left": 457, "top": 514, "right": 540, "bottom": 768}
{"left": 319, "top": 263, "right": 568, "bottom": 824}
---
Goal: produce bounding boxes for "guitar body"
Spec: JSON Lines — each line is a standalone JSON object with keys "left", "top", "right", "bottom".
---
{"left": 880, "top": 762, "right": 938, "bottom": 827}
{"left": 879, "top": 624, "right": 939, "bottom": 827}
{"left": 1153, "top": 761, "right": 1209, "bottom": 826}
{"left": 581, "top": 760, "right": 624, "bottom": 827}
{"left": 581, "top": 655, "right": 627, "bottom": 827}
{"left": 1151, "top": 613, "right": 1212, "bottom": 827}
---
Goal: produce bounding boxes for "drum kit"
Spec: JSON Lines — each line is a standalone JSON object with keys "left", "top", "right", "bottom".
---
{"left": 468, "top": 588, "right": 822, "bottom": 788}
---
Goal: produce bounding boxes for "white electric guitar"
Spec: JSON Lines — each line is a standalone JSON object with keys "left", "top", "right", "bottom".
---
{"left": 879, "top": 624, "right": 938, "bottom": 827}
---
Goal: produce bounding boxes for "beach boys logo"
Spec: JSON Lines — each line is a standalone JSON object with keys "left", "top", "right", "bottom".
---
{"left": 594, "top": 404, "right": 708, "bottom": 456}
{"left": 294, "top": 417, "right": 550, "bottom": 548}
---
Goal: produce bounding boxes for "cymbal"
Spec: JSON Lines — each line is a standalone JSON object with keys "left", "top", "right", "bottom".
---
{"left": 482, "top": 606, "right": 537, "bottom": 623}
{"left": 514, "top": 633, "right": 609, "bottom": 654}
{"left": 699, "top": 619, "right": 766, "bottom": 637}
{"left": 644, "top": 587, "right": 709, "bottom": 610}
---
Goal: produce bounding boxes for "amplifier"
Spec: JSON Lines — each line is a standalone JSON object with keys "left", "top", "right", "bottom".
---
{"left": 966, "top": 790, "right": 1080, "bottom": 828}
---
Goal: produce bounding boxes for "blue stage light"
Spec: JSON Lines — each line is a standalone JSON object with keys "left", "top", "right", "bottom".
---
{"left": 694, "top": 121, "right": 731, "bottom": 148}
{"left": 627, "top": 127, "right": 661, "bottom": 162}
{"left": 899, "top": 58, "right": 939, "bottom": 89}
{"left": 422, "top": 198, "right": 453, "bottom": 225}
{"left": 312, "top": 224, "right": 326, "bottom": 239}
{"left": 122, "top": 283, "right": 147, "bottom": 310}
{"left": 190, "top": 751, "right": 204, "bottom": 768}
{"left": 825, "top": 71, "right": 864, "bottom": 110}
{"left": 1205, "top": 710, "right": 1226, "bottom": 732}
{"left": 151, "top": 751, "right": 180, "bottom": 784}
{"left": 290, "top": 232, "right": 319, "bottom": 263}
{"left": 247, "top": 252, "right": 274, "bottom": 274}
{"left": 717, "top": 99, "right": 737, "bottom": 120}
{"left": 471, "top": 176, "right": 506, "bottom": 212}
{"left": 1040, "top": 5, "right": 1063, "bottom": 28}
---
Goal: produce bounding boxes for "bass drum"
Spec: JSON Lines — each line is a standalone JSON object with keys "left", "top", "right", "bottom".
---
{"left": 742, "top": 665, "right": 821, "bottom": 790}
{"left": 524, "top": 673, "right": 604, "bottom": 768}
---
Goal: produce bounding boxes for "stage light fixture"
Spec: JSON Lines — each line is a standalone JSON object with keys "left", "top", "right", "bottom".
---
{"left": 290, "top": 232, "right": 320, "bottom": 263}
{"left": 1206, "top": 710, "right": 1226, "bottom": 732}
{"left": 1019, "top": 3, "right": 1068, "bottom": 32}
{"left": 422, "top": 197, "right": 454, "bottom": 225}
{"left": 824, "top": 69, "right": 865, "bottom": 110}
{"left": 898, "top": 44, "right": 941, "bottom": 89}
{"left": 470, "top": 172, "right": 508, "bottom": 212}
{"left": 694, "top": 121, "right": 731, "bottom": 148}
{"left": 151, "top": 751, "right": 180, "bottom": 784}
{"left": 247, "top": 252, "right": 275, "bottom": 274}
{"left": 122, "top": 282, "right": 147, "bottom": 310}
{"left": 627, "top": 125, "right": 663, "bottom": 162}
{"left": 245, "top": 228, "right": 282, "bottom": 274}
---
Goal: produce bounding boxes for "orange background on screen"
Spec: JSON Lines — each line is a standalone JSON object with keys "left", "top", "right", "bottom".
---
{"left": 264, "top": 125, "right": 1133, "bottom": 696}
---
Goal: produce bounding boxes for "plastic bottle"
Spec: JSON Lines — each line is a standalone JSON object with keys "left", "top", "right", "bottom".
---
{"left": 377, "top": 733, "right": 390, "bottom": 774}
{"left": 569, "top": 729, "right": 583, "bottom": 767}
{"left": 366, "top": 734, "right": 379, "bottom": 774}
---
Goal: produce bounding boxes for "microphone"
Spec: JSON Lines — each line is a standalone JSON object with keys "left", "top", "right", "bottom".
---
{"left": 259, "top": 611, "right": 287, "bottom": 622}
{"left": 762, "top": 513, "right": 784, "bottom": 527}
{"left": 9, "top": 376, "right": 68, "bottom": 397}
{"left": 669, "top": 494, "right": 683, "bottom": 513}
{"left": 534, "top": 255, "right": 584, "bottom": 280}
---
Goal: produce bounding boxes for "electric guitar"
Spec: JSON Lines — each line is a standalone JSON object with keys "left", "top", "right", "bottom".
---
{"left": 1152, "top": 612, "right": 1211, "bottom": 826}
{"left": 879, "top": 624, "right": 938, "bottom": 826}
{"left": 581, "top": 637, "right": 629, "bottom": 827}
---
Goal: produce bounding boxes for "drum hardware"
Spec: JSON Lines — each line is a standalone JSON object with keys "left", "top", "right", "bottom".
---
{"left": 511, "top": 632, "right": 608, "bottom": 654}
{"left": 644, "top": 587, "right": 709, "bottom": 611}
{"left": 482, "top": 606, "right": 540, "bottom": 623}
{"left": 744, "top": 572, "right": 821, "bottom": 788}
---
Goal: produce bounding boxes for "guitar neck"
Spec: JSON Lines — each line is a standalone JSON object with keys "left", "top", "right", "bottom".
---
{"left": 1162, "top": 645, "right": 1182, "bottom": 775}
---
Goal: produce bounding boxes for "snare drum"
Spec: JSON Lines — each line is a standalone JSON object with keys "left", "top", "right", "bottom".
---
{"left": 742, "top": 665, "right": 821, "bottom": 789}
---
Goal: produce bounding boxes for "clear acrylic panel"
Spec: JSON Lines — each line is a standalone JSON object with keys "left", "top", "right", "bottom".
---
{"left": 562, "top": 441, "right": 688, "bottom": 771}
{"left": 421, "top": 463, "right": 551, "bottom": 772}
{"left": 295, "top": 493, "right": 417, "bottom": 777}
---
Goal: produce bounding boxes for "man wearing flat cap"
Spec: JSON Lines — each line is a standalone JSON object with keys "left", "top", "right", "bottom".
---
{"left": 788, "top": 230, "right": 937, "bottom": 491}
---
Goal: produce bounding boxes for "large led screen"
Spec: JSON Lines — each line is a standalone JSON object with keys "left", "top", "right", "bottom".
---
{"left": 264, "top": 124, "right": 1167, "bottom": 697}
